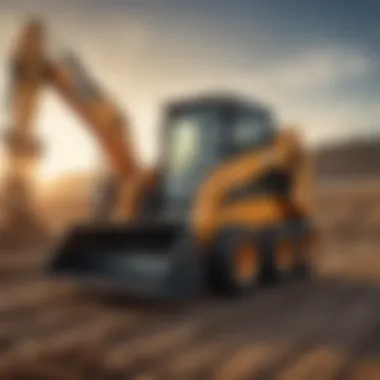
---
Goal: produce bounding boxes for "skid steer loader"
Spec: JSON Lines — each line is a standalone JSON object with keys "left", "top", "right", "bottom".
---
{"left": 7, "top": 18, "right": 315, "bottom": 300}
{"left": 49, "top": 94, "right": 316, "bottom": 300}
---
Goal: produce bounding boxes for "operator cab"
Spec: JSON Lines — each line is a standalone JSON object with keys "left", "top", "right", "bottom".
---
{"left": 153, "top": 94, "right": 277, "bottom": 218}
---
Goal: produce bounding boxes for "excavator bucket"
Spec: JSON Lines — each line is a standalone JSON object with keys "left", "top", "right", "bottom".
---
{"left": 48, "top": 221, "right": 203, "bottom": 300}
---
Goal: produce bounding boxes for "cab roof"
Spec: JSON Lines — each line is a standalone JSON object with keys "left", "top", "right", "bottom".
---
{"left": 164, "top": 92, "right": 272, "bottom": 117}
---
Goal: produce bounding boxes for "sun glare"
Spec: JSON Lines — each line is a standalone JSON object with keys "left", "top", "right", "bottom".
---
{"left": 37, "top": 164, "right": 64, "bottom": 184}
{"left": 37, "top": 156, "right": 98, "bottom": 186}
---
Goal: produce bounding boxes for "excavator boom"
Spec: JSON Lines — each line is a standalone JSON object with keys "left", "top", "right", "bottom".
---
{"left": 7, "top": 18, "right": 140, "bottom": 187}
{"left": 5, "top": 18, "right": 145, "bottom": 220}
{"left": 47, "top": 54, "right": 139, "bottom": 177}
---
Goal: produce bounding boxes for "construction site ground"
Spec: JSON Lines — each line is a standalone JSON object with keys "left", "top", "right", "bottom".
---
{"left": 0, "top": 181, "right": 380, "bottom": 380}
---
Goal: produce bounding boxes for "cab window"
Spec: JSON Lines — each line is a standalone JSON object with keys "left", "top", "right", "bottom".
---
{"left": 231, "top": 109, "right": 274, "bottom": 152}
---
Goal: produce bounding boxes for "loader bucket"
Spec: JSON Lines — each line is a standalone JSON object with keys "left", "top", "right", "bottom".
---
{"left": 48, "top": 221, "right": 203, "bottom": 300}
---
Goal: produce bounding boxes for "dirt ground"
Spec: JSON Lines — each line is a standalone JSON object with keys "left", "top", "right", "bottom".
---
{"left": 0, "top": 181, "right": 379, "bottom": 380}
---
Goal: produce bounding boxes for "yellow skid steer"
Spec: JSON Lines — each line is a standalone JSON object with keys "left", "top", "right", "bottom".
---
{"left": 49, "top": 95, "right": 316, "bottom": 299}
{"left": 8, "top": 19, "right": 316, "bottom": 301}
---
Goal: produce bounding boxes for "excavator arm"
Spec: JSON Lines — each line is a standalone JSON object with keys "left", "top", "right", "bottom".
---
{"left": 6, "top": 19, "right": 152, "bottom": 219}
{"left": 47, "top": 54, "right": 139, "bottom": 177}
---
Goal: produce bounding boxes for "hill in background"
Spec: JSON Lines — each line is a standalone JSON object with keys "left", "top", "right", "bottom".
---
{"left": 314, "top": 138, "right": 380, "bottom": 181}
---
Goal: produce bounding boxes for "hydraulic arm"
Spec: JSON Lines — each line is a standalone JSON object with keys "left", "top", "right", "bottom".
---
{"left": 6, "top": 18, "right": 149, "bottom": 219}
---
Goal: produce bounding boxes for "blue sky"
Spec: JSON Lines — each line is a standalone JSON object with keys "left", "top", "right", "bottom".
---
{"left": 0, "top": 0, "right": 379, "bottom": 178}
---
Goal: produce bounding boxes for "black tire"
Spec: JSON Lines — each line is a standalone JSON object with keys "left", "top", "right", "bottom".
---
{"left": 292, "top": 246, "right": 311, "bottom": 279}
{"left": 208, "top": 230, "right": 263, "bottom": 297}
{"left": 258, "top": 243, "right": 277, "bottom": 286}
{"left": 272, "top": 242, "right": 311, "bottom": 282}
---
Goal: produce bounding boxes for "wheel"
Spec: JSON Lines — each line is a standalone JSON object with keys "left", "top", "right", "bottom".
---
{"left": 273, "top": 240, "right": 311, "bottom": 281}
{"left": 292, "top": 245, "right": 312, "bottom": 279}
{"left": 273, "top": 241, "right": 295, "bottom": 282}
{"left": 208, "top": 230, "right": 262, "bottom": 296}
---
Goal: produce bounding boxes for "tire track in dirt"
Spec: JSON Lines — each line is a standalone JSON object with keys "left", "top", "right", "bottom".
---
{"left": 205, "top": 282, "right": 360, "bottom": 380}
{"left": 0, "top": 309, "right": 142, "bottom": 373}
{"left": 9, "top": 278, "right": 373, "bottom": 380}
{"left": 0, "top": 284, "right": 252, "bottom": 374}
{"left": 0, "top": 280, "right": 83, "bottom": 320}
{"left": 0, "top": 243, "right": 380, "bottom": 380}
{"left": 171, "top": 282, "right": 368, "bottom": 380}
{"left": 340, "top": 313, "right": 380, "bottom": 380}
{"left": 62, "top": 281, "right": 305, "bottom": 378}
{"left": 0, "top": 292, "right": 99, "bottom": 325}
{"left": 102, "top": 280, "right": 313, "bottom": 379}
{"left": 122, "top": 279, "right": 337, "bottom": 380}
{"left": 0, "top": 282, "right": 378, "bottom": 380}
{"left": 269, "top": 288, "right": 380, "bottom": 380}
{"left": 144, "top": 279, "right": 362, "bottom": 380}
{"left": 0, "top": 300, "right": 116, "bottom": 352}
{"left": 1, "top": 280, "right": 312, "bottom": 379}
